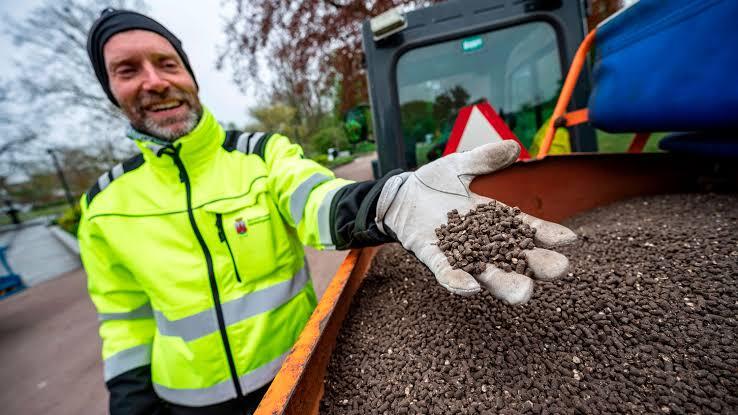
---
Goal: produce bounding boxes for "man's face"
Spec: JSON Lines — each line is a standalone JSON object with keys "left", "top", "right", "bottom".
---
{"left": 104, "top": 30, "right": 202, "bottom": 141}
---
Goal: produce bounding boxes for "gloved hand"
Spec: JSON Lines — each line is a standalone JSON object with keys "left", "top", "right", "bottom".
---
{"left": 375, "top": 140, "right": 576, "bottom": 304}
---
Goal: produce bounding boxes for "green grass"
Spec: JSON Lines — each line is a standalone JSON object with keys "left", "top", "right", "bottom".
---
{"left": 596, "top": 131, "right": 668, "bottom": 153}
{"left": 353, "top": 141, "right": 377, "bottom": 154}
{"left": 324, "top": 155, "right": 356, "bottom": 169}
{"left": 311, "top": 153, "right": 358, "bottom": 169}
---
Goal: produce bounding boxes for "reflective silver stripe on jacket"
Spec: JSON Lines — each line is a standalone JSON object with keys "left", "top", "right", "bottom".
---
{"left": 104, "top": 343, "right": 152, "bottom": 381}
{"left": 98, "top": 302, "right": 153, "bottom": 322}
{"left": 111, "top": 163, "right": 124, "bottom": 180}
{"left": 92, "top": 161, "right": 133, "bottom": 198}
{"left": 290, "top": 173, "right": 331, "bottom": 224}
{"left": 236, "top": 132, "right": 265, "bottom": 154}
{"left": 317, "top": 185, "right": 344, "bottom": 250}
{"left": 97, "top": 171, "right": 111, "bottom": 190}
{"left": 153, "top": 350, "right": 288, "bottom": 407}
{"left": 154, "top": 267, "right": 309, "bottom": 342}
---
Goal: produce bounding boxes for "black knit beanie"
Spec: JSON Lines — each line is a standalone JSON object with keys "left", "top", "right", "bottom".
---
{"left": 86, "top": 8, "right": 198, "bottom": 106}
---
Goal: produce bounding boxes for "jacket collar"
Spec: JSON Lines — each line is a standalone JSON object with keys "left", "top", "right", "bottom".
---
{"left": 131, "top": 106, "right": 224, "bottom": 175}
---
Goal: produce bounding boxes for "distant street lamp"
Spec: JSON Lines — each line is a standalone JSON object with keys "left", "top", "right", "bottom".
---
{"left": 47, "top": 149, "right": 75, "bottom": 208}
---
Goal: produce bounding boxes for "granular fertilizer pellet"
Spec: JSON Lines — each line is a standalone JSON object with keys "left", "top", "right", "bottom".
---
{"left": 321, "top": 193, "right": 738, "bottom": 415}
{"left": 435, "top": 202, "right": 536, "bottom": 277}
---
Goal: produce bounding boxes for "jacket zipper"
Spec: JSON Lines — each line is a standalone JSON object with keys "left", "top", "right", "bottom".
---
{"left": 164, "top": 146, "right": 244, "bottom": 399}
{"left": 215, "top": 213, "right": 242, "bottom": 283}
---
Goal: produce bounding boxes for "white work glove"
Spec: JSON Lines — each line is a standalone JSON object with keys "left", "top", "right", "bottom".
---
{"left": 375, "top": 140, "right": 576, "bottom": 304}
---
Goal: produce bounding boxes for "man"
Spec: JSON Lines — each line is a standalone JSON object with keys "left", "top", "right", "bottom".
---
{"left": 81, "top": 9, "right": 576, "bottom": 415}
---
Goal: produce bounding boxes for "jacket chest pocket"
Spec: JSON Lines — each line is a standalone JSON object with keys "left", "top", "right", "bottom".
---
{"left": 204, "top": 192, "right": 278, "bottom": 282}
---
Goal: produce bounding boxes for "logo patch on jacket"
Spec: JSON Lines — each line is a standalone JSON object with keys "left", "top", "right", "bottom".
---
{"left": 234, "top": 218, "right": 248, "bottom": 235}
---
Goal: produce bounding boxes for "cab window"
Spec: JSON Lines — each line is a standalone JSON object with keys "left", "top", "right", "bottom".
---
{"left": 396, "top": 21, "right": 562, "bottom": 167}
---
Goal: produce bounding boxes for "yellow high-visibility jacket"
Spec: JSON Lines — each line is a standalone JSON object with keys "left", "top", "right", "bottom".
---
{"left": 79, "top": 107, "right": 394, "bottom": 409}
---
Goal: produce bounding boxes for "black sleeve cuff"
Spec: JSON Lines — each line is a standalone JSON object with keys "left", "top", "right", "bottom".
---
{"left": 107, "top": 365, "right": 166, "bottom": 415}
{"left": 330, "top": 169, "right": 404, "bottom": 250}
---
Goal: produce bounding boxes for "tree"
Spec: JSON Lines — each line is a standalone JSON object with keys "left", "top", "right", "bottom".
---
{"left": 218, "top": 0, "right": 442, "bottom": 116}
{"left": 0, "top": 0, "right": 146, "bottom": 199}
{"left": 307, "top": 125, "right": 349, "bottom": 156}
{"left": 244, "top": 102, "right": 353, "bottom": 156}
{"left": 219, "top": 1, "right": 629, "bottom": 116}
{"left": 246, "top": 103, "right": 309, "bottom": 146}
{"left": 588, "top": 0, "right": 625, "bottom": 29}
{"left": 432, "top": 85, "right": 470, "bottom": 129}
{"left": 0, "top": 81, "right": 40, "bottom": 176}
{"left": 1, "top": 0, "right": 146, "bottom": 179}
{"left": 268, "top": 59, "right": 328, "bottom": 143}
{"left": 400, "top": 100, "right": 433, "bottom": 144}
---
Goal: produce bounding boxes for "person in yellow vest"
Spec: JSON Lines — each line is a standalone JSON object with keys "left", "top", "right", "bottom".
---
{"left": 528, "top": 116, "right": 572, "bottom": 157}
{"left": 82, "top": 9, "right": 576, "bottom": 415}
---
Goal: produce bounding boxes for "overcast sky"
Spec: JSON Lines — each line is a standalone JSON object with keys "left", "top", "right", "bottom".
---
{"left": 0, "top": 0, "right": 256, "bottom": 126}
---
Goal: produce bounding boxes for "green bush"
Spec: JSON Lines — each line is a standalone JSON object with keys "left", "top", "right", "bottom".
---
{"left": 311, "top": 154, "right": 356, "bottom": 169}
{"left": 312, "top": 154, "right": 329, "bottom": 166}
{"left": 327, "top": 155, "right": 355, "bottom": 169}
{"left": 308, "top": 126, "right": 350, "bottom": 155}
{"left": 353, "top": 141, "right": 376, "bottom": 154}
{"left": 57, "top": 203, "right": 82, "bottom": 236}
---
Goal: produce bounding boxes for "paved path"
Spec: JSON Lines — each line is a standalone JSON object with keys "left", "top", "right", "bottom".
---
{"left": 1, "top": 222, "right": 80, "bottom": 287}
{"left": 0, "top": 268, "right": 106, "bottom": 415}
{"left": 1, "top": 152, "right": 375, "bottom": 414}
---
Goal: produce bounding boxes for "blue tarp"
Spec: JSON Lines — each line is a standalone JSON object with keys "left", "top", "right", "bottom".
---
{"left": 589, "top": 0, "right": 738, "bottom": 133}
{"left": 659, "top": 132, "right": 738, "bottom": 157}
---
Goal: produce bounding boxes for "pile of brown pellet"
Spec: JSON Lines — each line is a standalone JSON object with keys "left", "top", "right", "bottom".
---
{"left": 435, "top": 202, "right": 535, "bottom": 276}
{"left": 321, "top": 193, "right": 738, "bottom": 415}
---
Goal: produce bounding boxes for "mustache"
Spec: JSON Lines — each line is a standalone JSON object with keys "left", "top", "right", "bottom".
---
{"left": 136, "top": 88, "right": 195, "bottom": 108}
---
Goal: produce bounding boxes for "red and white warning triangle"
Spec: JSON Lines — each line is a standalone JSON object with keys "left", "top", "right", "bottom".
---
{"left": 443, "top": 101, "right": 530, "bottom": 160}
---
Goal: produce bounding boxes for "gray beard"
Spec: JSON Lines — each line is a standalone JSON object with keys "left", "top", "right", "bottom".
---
{"left": 140, "top": 107, "right": 201, "bottom": 141}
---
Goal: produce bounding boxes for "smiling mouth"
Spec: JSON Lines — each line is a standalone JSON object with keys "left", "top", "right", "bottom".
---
{"left": 145, "top": 100, "right": 184, "bottom": 112}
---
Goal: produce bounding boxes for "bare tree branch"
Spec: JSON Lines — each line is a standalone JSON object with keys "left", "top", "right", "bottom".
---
{"left": 324, "top": 0, "right": 349, "bottom": 8}
{"left": 218, "top": 1, "right": 441, "bottom": 116}
{"left": 1, "top": 0, "right": 147, "bottom": 179}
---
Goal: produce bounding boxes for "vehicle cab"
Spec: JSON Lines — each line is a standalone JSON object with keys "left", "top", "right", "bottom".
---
{"left": 356, "top": 0, "right": 597, "bottom": 177}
